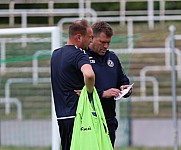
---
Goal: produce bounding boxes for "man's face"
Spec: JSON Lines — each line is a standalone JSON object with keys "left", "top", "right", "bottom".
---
{"left": 92, "top": 32, "right": 112, "bottom": 56}
{"left": 80, "top": 27, "right": 93, "bottom": 50}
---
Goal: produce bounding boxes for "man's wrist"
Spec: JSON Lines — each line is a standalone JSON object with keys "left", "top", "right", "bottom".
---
{"left": 88, "top": 92, "right": 93, "bottom": 101}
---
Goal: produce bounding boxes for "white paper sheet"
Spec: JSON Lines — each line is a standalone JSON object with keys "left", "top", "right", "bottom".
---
{"left": 114, "top": 83, "right": 134, "bottom": 100}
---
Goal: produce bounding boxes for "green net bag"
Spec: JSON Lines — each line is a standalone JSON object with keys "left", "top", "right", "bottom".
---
{"left": 70, "top": 86, "right": 113, "bottom": 150}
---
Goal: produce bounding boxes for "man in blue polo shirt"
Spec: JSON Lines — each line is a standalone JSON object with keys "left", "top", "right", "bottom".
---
{"left": 51, "top": 19, "right": 95, "bottom": 150}
{"left": 86, "top": 21, "right": 132, "bottom": 148}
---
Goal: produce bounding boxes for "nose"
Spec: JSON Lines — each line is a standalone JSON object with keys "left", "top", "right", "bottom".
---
{"left": 104, "top": 42, "right": 109, "bottom": 49}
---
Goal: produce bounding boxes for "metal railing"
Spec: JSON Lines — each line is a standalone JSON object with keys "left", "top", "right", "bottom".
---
{"left": 0, "top": 0, "right": 180, "bottom": 28}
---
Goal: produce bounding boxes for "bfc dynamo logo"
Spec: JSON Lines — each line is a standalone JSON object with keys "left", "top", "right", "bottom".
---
{"left": 107, "top": 59, "right": 114, "bottom": 67}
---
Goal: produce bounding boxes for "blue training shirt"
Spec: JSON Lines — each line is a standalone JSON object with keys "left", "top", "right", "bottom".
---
{"left": 86, "top": 49, "right": 130, "bottom": 119}
{"left": 51, "top": 45, "right": 90, "bottom": 118}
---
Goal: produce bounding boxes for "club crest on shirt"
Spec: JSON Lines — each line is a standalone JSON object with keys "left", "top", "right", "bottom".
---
{"left": 107, "top": 59, "right": 114, "bottom": 67}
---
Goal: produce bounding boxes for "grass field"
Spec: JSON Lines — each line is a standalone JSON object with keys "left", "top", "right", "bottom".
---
{"left": 1, "top": 146, "right": 180, "bottom": 150}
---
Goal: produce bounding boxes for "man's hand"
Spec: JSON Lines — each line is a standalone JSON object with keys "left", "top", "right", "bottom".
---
{"left": 102, "top": 88, "right": 121, "bottom": 98}
{"left": 74, "top": 90, "right": 81, "bottom": 96}
{"left": 120, "top": 84, "right": 133, "bottom": 97}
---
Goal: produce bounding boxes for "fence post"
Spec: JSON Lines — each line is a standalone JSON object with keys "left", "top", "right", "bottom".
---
{"left": 9, "top": 0, "right": 15, "bottom": 27}
{"left": 79, "top": 0, "right": 84, "bottom": 18}
{"left": 120, "top": 0, "right": 126, "bottom": 26}
{"left": 0, "top": 41, "right": 6, "bottom": 73}
{"left": 48, "top": 0, "right": 54, "bottom": 26}
{"left": 127, "top": 18, "right": 134, "bottom": 51}
{"left": 148, "top": 0, "right": 154, "bottom": 29}
{"left": 169, "top": 25, "right": 178, "bottom": 150}
{"left": 160, "top": 0, "right": 165, "bottom": 25}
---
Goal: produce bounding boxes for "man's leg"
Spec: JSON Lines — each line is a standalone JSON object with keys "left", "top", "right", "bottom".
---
{"left": 58, "top": 118, "right": 74, "bottom": 150}
{"left": 106, "top": 117, "right": 118, "bottom": 148}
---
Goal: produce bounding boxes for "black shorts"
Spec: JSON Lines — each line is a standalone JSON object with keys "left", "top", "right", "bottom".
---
{"left": 57, "top": 118, "right": 74, "bottom": 150}
{"left": 106, "top": 117, "right": 118, "bottom": 148}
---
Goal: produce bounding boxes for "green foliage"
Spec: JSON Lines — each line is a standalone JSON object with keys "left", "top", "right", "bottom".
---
{"left": 92, "top": 2, "right": 119, "bottom": 11}
{"left": 15, "top": 3, "right": 48, "bottom": 9}
{"left": 0, "top": 146, "right": 51, "bottom": 150}
{"left": 54, "top": 3, "right": 78, "bottom": 8}
{"left": 126, "top": 2, "right": 147, "bottom": 10}
{"left": 1, "top": 1, "right": 181, "bottom": 25}
{"left": 0, "top": 4, "right": 8, "bottom": 9}
{"left": 165, "top": 1, "right": 181, "bottom": 9}
{"left": 1, "top": 1, "right": 181, "bottom": 13}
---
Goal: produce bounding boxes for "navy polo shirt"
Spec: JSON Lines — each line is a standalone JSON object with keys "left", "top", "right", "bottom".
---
{"left": 51, "top": 45, "right": 90, "bottom": 118}
{"left": 86, "top": 49, "right": 130, "bottom": 119}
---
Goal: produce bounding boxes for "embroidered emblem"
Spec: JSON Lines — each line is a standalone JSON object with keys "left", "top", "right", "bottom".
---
{"left": 89, "top": 57, "right": 95, "bottom": 63}
{"left": 90, "top": 60, "right": 95, "bottom": 63}
{"left": 107, "top": 59, "right": 114, "bottom": 67}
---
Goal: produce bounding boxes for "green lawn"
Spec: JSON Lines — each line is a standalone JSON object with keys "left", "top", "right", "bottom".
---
{"left": 0, "top": 146, "right": 179, "bottom": 150}
{"left": 117, "top": 147, "right": 177, "bottom": 150}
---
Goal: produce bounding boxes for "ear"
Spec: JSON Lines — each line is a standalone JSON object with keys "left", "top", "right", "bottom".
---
{"left": 76, "top": 34, "right": 82, "bottom": 42}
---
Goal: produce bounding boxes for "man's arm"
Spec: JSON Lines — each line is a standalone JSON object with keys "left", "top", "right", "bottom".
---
{"left": 81, "top": 64, "right": 95, "bottom": 94}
